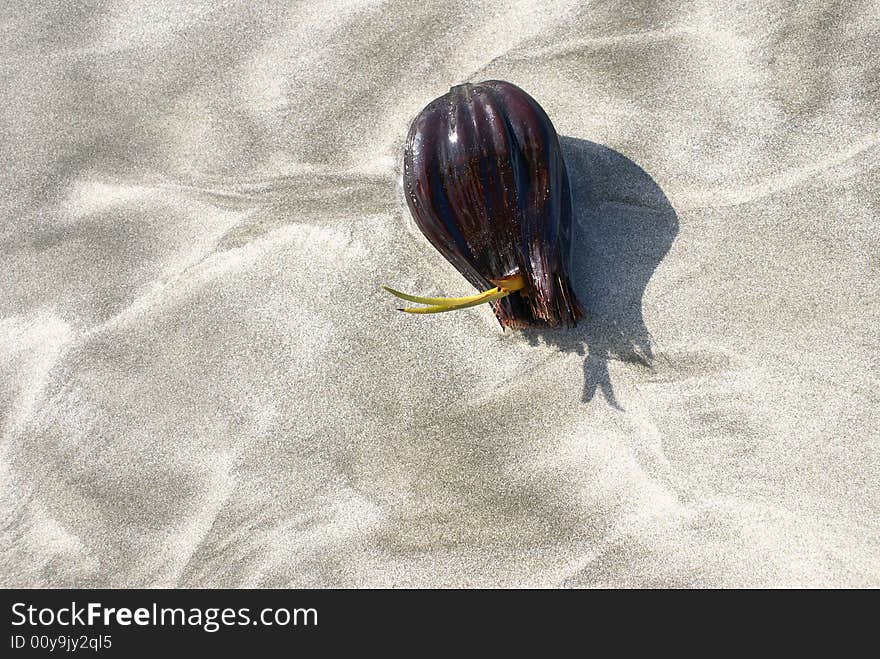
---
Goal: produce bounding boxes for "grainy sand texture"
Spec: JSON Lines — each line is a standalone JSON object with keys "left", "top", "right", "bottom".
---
{"left": 1, "top": 1, "right": 878, "bottom": 587}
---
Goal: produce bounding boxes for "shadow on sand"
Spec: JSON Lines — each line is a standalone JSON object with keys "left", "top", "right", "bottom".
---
{"left": 522, "top": 137, "right": 679, "bottom": 409}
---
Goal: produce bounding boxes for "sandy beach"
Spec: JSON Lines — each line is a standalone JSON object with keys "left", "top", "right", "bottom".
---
{"left": 1, "top": 0, "right": 878, "bottom": 587}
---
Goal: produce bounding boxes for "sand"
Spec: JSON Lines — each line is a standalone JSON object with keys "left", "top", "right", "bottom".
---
{"left": 1, "top": 0, "right": 878, "bottom": 587}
